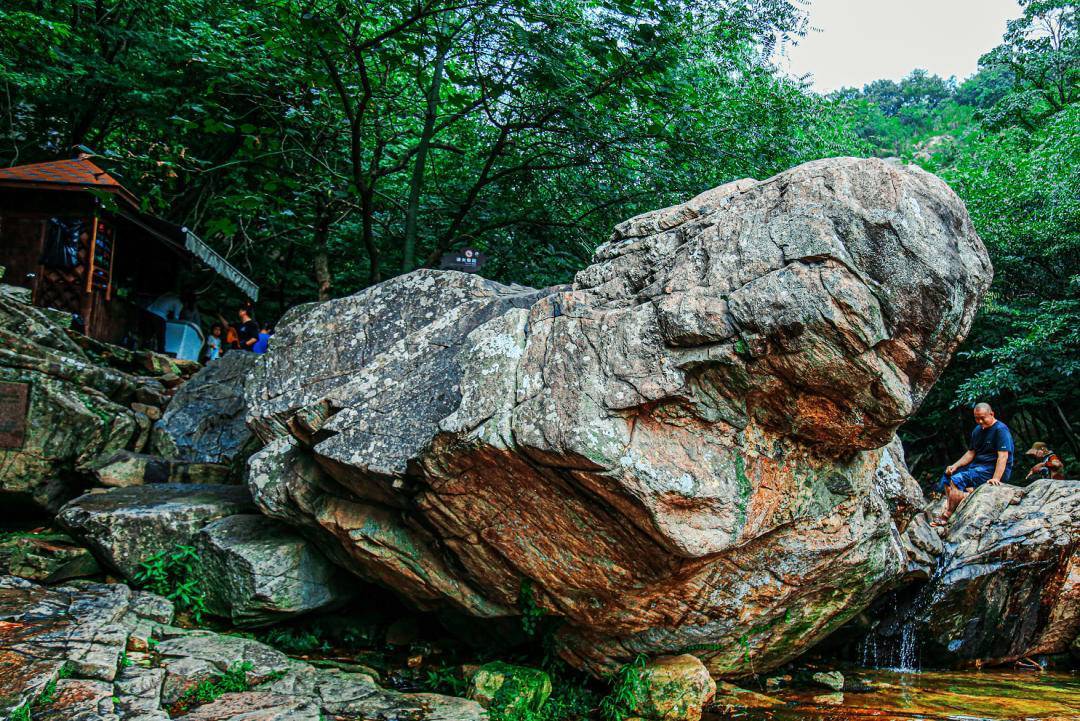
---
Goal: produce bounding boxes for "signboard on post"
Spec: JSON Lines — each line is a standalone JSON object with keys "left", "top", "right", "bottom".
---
{"left": 439, "top": 248, "right": 487, "bottom": 274}
{"left": 0, "top": 382, "right": 29, "bottom": 449}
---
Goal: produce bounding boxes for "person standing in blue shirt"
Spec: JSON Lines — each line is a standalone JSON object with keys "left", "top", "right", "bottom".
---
{"left": 933, "top": 402, "right": 1014, "bottom": 526}
{"left": 252, "top": 323, "right": 272, "bottom": 354}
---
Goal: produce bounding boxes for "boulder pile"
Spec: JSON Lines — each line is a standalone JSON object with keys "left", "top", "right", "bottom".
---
{"left": 0, "top": 289, "right": 197, "bottom": 512}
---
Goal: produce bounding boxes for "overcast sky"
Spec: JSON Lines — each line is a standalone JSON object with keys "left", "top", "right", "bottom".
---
{"left": 781, "top": 0, "right": 1022, "bottom": 93}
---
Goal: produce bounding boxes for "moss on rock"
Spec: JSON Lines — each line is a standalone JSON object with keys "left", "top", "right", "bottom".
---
{"left": 467, "top": 661, "right": 552, "bottom": 717}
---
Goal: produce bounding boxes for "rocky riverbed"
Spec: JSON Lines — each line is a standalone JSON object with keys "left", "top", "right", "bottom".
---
{"left": 0, "top": 156, "right": 1077, "bottom": 721}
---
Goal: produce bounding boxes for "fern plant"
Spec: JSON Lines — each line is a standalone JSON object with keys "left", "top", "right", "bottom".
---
{"left": 599, "top": 655, "right": 648, "bottom": 721}
{"left": 135, "top": 545, "right": 208, "bottom": 623}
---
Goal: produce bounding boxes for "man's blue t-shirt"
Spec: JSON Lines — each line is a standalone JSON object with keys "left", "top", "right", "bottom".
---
{"left": 969, "top": 420, "right": 1014, "bottom": 480}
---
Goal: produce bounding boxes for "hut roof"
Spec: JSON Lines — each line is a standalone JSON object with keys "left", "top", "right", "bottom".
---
{"left": 0, "top": 158, "right": 258, "bottom": 300}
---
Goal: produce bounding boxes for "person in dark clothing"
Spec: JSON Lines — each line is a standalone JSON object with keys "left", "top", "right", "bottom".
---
{"left": 235, "top": 307, "right": 260, "bottom": 351}
{"left": 933, "top": 402, "right": 1014, "bottom": 526}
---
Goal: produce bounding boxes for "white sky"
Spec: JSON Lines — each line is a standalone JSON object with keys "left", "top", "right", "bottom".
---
{"left": 781, "top": 0, "right": 1022, "bottom": 93}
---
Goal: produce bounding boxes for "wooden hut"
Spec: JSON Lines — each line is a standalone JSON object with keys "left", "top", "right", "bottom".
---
{"left": 0, "top": 157, "right": 257, "bottom": 351}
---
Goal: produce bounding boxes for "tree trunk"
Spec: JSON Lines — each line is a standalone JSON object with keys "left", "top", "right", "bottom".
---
{"left": 312, "top": 209, "right": 332, "bottom": 302}
{"left": 402, "top": 44, "right": 448, "bottom": 273}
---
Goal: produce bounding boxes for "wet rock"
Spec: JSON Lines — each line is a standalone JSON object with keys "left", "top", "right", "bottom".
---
{"left": 57, "top": 484, "right": 256, "bottom": 580}
{"left": 629, "top": 654, "right": 717, "bottom": 721}
{"left": 809, "top": 670, "right": 844, "bottom": 691}
{"left": 915, "top": 480, "right": 1080, "bottom": 664}
{"left": 246, "top": 157, "right": 989, "bottom": 676}
{"left": 812, "top": 691, "right": 845, "bottom": 705}
{"left": 153, "top": 352, "right": 259, "bottom": 467}
{"left": 899, "top": 511, "right": 944, "bottom": 579}
{"left": 191, "top": 514, "right": 352, "bottom": 626}
{"left": 713, "top": 681, "right": 784, "bottom": 711}
{"left": 87, "top": 450, "right": 232, "bottom": 487}
{"left": 467, "top": 661, "right": 552, "bottom": 716}
{"left": 0, "top": 577, "right": 483, "bottom": 720}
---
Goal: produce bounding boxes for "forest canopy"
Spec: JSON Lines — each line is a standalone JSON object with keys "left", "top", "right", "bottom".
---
{"left": 1, "top": 0, "right": 1077, "bottom": 479}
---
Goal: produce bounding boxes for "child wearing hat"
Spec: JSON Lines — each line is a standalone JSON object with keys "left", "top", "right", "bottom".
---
{"left": 1024, "top": 442, "right": 1065, "bottom": 480}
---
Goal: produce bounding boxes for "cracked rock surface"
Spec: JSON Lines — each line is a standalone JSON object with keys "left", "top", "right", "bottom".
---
{"left": 0, "top": 576, "right": 484, "bottom": 720}
{"left": 153, "top": 352, "right": 259, "bottom": 468}
{"left": 57, "top": 485, "right": 351, "bottom": 626}
{"left": 900, "top": 479, "right": 1080, "bottom": 664}
{"left": 245, "top": 157, "right": 990, "bottom": 677}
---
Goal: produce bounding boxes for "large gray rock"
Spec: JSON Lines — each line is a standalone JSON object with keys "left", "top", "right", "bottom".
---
{"left": 192, "top": 514, "right": 353, "bottom": 626}
{"left": 911, "top": 480, "right": 1080, "bottom": 664}
{"left": 0, "top": 576, "right": 483, "bottom": 720}
{"left": 246, "top": 157, "right": 990, "bottom": 677}
{"left": 57, "top": 484, "right": 256, "bottom": 580}
{"left": 154, "top": 352, "right": 259, "bottom": 467}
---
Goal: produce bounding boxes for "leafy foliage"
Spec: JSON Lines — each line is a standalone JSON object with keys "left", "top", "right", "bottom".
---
{"left": 173, "top": 661, "right": 255, "bottom": 713}
{"left": 135, "top": 544, "right": 208, "bottom": 623}
{"left": 518, "top": 579, "right": 546, "bottom": 638}
{"left": 425, "top": 665, "right": 470, "bottom": 697}
{"left": 0, "top": 0, "right": 855, "bottom": 316}
{"left": 836, "top": 2, "right": 1080, "bottom": 479}
{"left": 599, "top": 655, "right": 649, "bottom": 721}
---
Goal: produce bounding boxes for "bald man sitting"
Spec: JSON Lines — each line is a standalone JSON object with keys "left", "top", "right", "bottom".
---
{"left": 933, "top": 403, "right": 1015, "bottom": 526}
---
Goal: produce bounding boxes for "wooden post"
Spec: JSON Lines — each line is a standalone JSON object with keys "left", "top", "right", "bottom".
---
{"left": 105, "top": 225, "right": 116, "bottom": 301}
{"left": 81, "top": 214, "right": 98, "bottom": 333}
{"left": 84, "top": 214, "right": 98, "bottom": 294}
{"left": 33, "top": 219, "right": 46, "bottom": 305}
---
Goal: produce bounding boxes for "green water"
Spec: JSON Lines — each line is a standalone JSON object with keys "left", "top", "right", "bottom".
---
{"left": 707, "top": 669, "right": 1080, "bottom": 721}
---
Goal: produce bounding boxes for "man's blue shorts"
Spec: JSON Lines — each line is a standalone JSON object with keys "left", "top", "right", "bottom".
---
{"left": 936, "top": 464, "right": 995, "bottom": 493}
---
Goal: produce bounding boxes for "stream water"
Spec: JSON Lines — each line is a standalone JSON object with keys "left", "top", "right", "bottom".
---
{"left": 707, "top": 668, "right": 1080, "bottom": 721}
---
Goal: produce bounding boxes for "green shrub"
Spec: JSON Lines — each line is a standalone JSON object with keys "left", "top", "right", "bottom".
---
{"left": 518, "top": 580, "right": 545, "bottom": 638}
{"left": 599, "top": 656, "right": 648, "bottom": 721}
{"left": 174, "top": 661, "right": 255, "bottom": 712}
{"left": 135, "top": 545, "right": 208, "bottom": 623}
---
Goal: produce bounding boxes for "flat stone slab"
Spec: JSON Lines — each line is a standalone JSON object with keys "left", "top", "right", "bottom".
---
{"left": 57, "top": 484, "right": 256, "bottom": 580}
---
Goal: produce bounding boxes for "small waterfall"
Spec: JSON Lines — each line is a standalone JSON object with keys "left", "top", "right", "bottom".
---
{"left": 854, "top": 582, "right": 931, "bottom": 672}
{"left": 896, "top": 618, "right": 920, "bottom": 671}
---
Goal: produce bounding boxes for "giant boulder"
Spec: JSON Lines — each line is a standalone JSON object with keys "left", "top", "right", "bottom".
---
{"left": 245, "top": 157, "right": 991, "bottom": 677}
